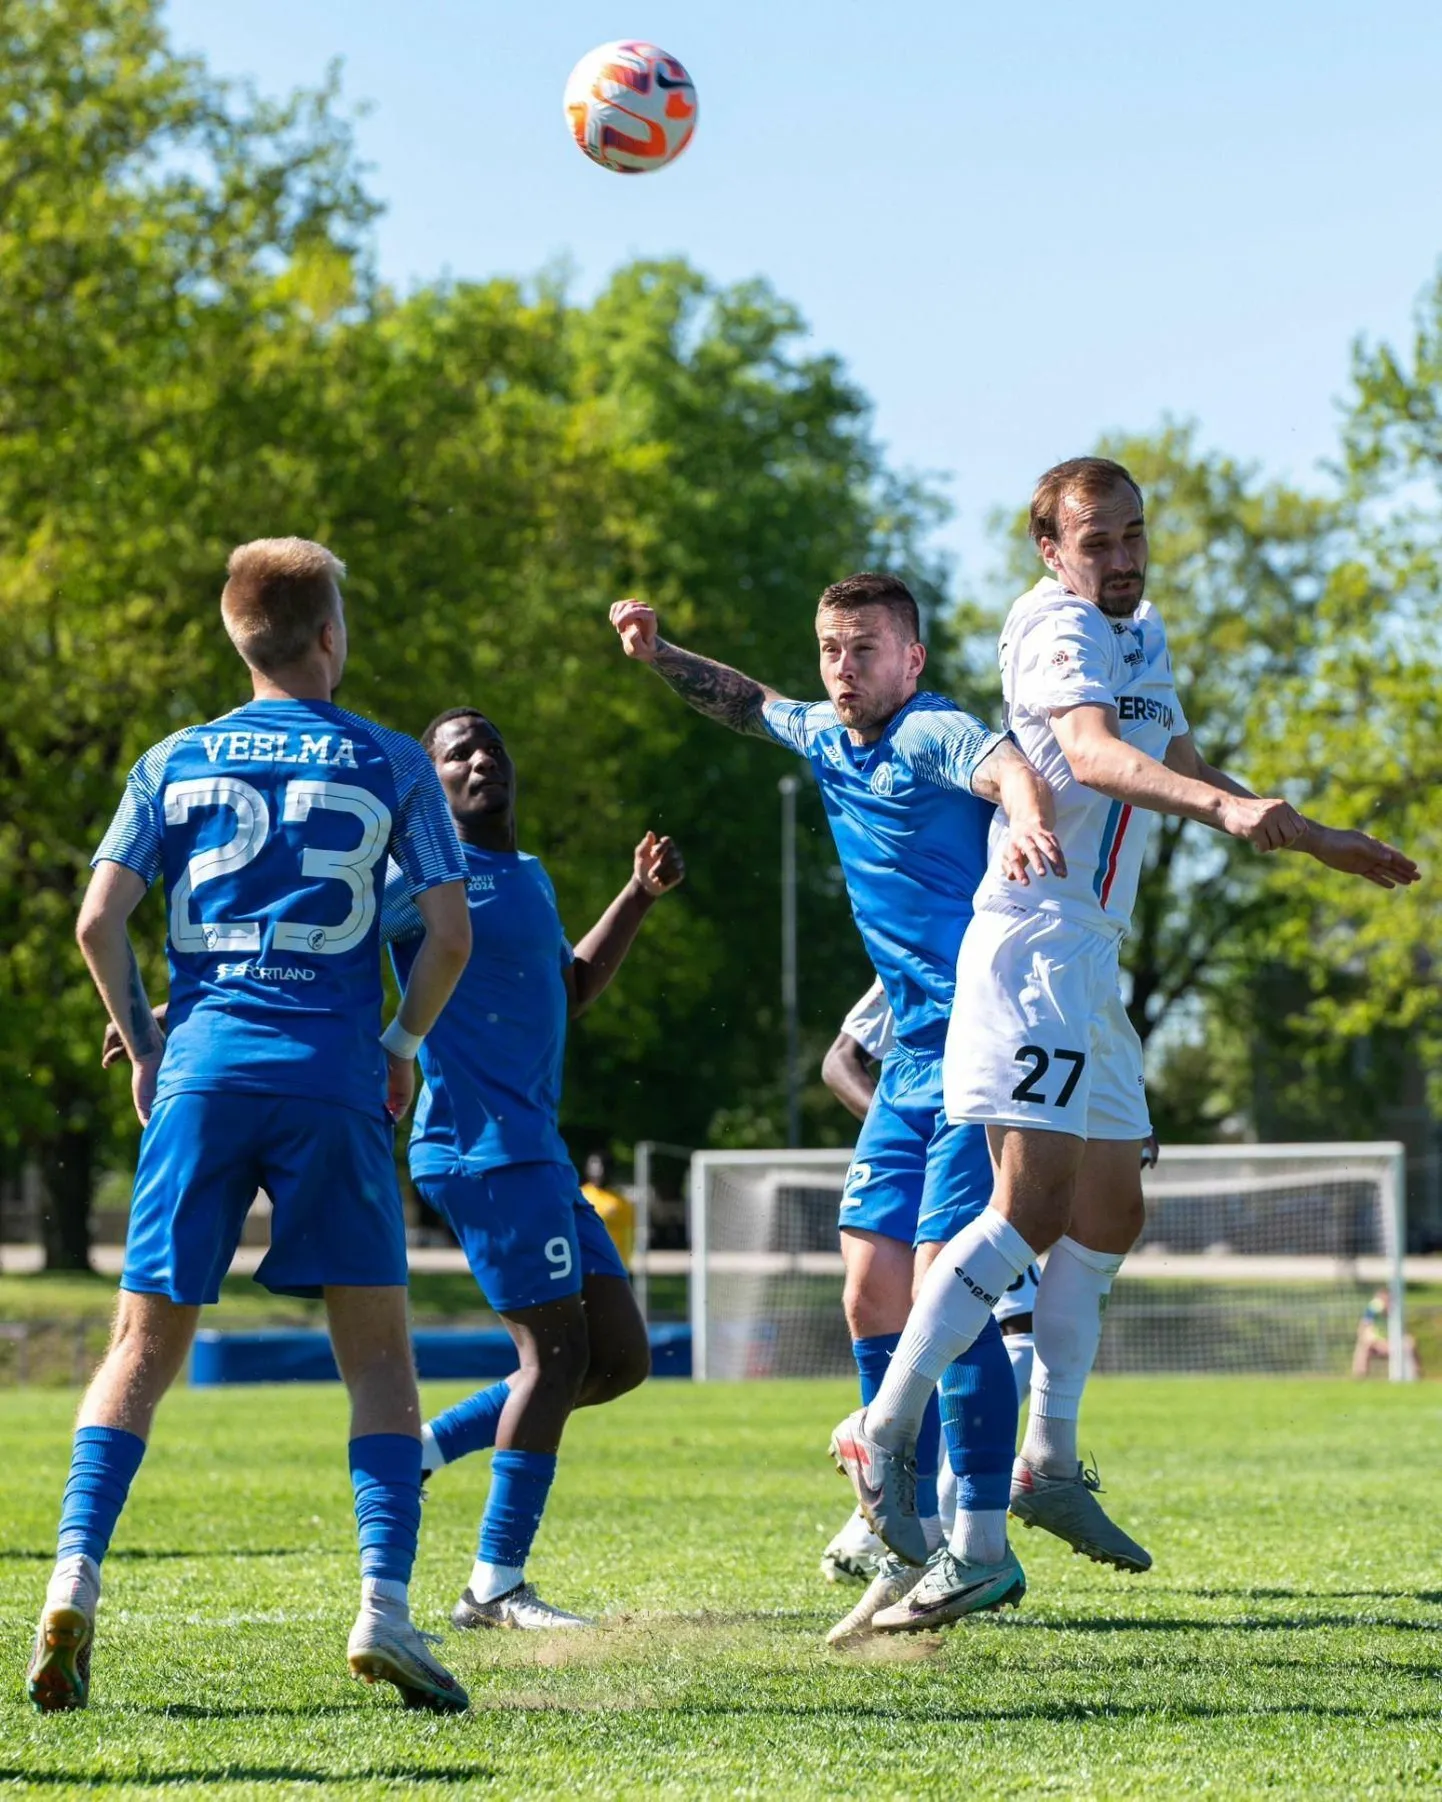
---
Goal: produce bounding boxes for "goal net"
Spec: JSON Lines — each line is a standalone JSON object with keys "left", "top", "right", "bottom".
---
{"left": 686, "top": 1142, "right": 1409, "bottom": 1381}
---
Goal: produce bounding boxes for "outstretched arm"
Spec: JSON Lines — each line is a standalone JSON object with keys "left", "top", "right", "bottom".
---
{"left": 1053, "top": 705, "right": 1304, "bottom": 851}
{"left": 1165, "top": 733, "right": 1420, "bottom": 889}
{"left": 568, "top": 832, "right": 686, "bottom": 1017}
{"left": 972, "top": 738, "right": 1067, "bottom": 884}
{"left": 610, "top": 600, "right": 788, "bottom": 739}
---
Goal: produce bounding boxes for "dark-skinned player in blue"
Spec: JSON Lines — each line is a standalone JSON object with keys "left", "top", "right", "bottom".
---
{"left": 383, "top": 707, "right": 684, "bottom": 1629}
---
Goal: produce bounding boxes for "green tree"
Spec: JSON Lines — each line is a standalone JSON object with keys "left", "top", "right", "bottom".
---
{"left": 0, "top": 0, "right": 376, "bottom": 1264}
{"left": 0, "top": 5, "right": 948, "bottom": 1261}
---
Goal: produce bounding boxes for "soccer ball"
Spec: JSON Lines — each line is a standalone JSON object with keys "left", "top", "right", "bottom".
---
{"left": 563, "top": 41, "right": 697, "bottom": 175}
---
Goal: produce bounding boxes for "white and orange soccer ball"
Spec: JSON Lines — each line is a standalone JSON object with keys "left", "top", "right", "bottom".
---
{"left": 563, "top": 41, "right": 697, "bottom": 174}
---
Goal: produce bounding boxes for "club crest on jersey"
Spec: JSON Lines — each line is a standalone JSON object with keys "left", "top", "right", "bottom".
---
{"left": 869, "top": 762, "right": 895, "bottom": 797}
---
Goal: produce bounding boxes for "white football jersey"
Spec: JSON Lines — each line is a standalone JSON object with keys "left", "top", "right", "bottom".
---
{"left": 840, "top": 976, "right": 895, "bottom": 1061}
{"left": 972, "top": 580, "right": 1188, "bottom": 936}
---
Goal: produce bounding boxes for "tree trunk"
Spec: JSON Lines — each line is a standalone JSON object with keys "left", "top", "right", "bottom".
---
{"left": 39, "top": 1127, "right": 95, "bottom": 1272}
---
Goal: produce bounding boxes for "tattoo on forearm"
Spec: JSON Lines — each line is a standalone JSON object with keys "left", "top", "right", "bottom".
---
{"left": 652, "top": 641, "right": 770, "bottom": 737}
{"left": 972, "top": 737, "right": 1022, "bottom": 805}
{"left": 126, "top": 944, "right": 164, "bottom": 1058}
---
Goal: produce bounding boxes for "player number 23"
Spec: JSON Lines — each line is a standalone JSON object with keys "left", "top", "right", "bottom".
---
{"left": 163, "top": 776, "right": 392, "bottom": 958}
{"left": 1010, "top": 1045, "right": 1087, "bottom": 1107}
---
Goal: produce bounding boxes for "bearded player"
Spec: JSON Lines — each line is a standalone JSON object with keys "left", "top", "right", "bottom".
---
{"left": 612, "top": 572, "right": 1062, "bottom": 1638}
{"left": 832, "top": 458, "right": 1421, "bottom": 1629}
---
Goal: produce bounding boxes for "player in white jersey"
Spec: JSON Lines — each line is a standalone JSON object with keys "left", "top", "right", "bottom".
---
{"left": 835, "top": 457, "right": 1420, "bottom": 1627}
{"left": 818, "top": 978, "right": 1039, "bottom": 1587}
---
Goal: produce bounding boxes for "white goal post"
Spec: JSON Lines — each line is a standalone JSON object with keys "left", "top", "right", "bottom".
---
{"left": 686, "top": 1142, "right": 1410, "bottom": 1383}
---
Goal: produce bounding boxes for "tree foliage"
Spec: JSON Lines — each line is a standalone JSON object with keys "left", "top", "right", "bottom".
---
{"left": 0, "top": 2, "right": 941, "bottom": 1259}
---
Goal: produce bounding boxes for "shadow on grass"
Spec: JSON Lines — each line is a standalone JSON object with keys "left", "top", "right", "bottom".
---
{"left": 1011, "top": 1613, "right": 1442, "bottom": 1635}
{"left": 0, "top": 1769, "right": 489, "bottom": 1788}
{"left": 1175, "top": 1586, "right": 1442, "bottom": 1605}
{"left": 0, "top": 1548, "right": 317, "bottom": 1562}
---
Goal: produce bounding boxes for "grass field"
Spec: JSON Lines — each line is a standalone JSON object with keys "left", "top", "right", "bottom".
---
{"left": 2, "top": 1376, "right": 1440, "bottom": 1798}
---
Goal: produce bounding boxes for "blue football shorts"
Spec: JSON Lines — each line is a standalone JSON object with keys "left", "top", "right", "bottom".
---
{"left": 123, "top": 1091, "right": 408, "bottom": 1304}
{"left": 839, "top": 1044, "right": 994, "bottom": 1248}
{"left": 415, "top": 1161, "right": 629, "bottom": 1314}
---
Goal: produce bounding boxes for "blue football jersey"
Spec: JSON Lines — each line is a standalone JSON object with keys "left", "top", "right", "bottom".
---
{"left": 384, "top": 844, "right": 573, "bottom": 1176}
{"left": 764, "top": 691, "right": 1004, "bottom": 1050}
{"left": 94, "top": 699, "right": 466, "bottom": 1115}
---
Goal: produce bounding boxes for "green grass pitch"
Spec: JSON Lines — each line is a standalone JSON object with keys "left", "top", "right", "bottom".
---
{"left": 2, "top": 1376, "right": 1439, "bottom": 1798}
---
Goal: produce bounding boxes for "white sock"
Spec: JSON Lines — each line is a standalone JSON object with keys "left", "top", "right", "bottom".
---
{"left": 469, "top": 1559, "right": 523, "bottom": 1604}
{"left": 937, "top": 1457, "right": 958, "bottom": 1539}
{"left": 948, "top": 1508, "right": 1009, "bottom": 1568}
{"left": 419, "top": 1424, "right": 444, "bottom": 1475}
{"left": 47, "top": 1553, "right": 100, "bottom": 1612}
{"left": 867, "top": 1209, "right": 1037, "bottom": 1450}
{"left": 360, "top": 1575, "right": 409, "bottom": 1618}
{"left": 1021, "top": 1236, "right": 1125, "bottom": 1476}
{"left": 922, "top": 1513, "right": 944, "bottom": 1557}
{"left": 1005, "top": 1332, "right": 1035, "bottom": 1406}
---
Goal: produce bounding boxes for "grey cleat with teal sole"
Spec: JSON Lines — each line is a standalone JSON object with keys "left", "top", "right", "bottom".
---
{"left": 1009, "top": 1456, "right": 1152, "bottom": 1572}
{"left": 870, "top": 1545, "right": 1026, "bottom": 1632}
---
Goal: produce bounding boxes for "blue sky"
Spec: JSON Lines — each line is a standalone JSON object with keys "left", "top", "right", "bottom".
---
{"left": 166, "top": 1, "right": 1442, "bottom": 584}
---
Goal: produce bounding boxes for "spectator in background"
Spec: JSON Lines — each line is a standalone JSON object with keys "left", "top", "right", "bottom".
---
{"left": 1353, "top": 1288, "right": 1421, "bottom": 1379}
{"left": 582, "top": 1152, "right": 635, "bottom": 1271}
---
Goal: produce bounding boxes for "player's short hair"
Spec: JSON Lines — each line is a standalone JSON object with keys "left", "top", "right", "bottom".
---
{"left": 1028, "top": 457, "right": 1144, "bottom": 545}
{"left": 815, "top": 571, "right": 920, "bottom": 645}
{"left": 221, "top": 538, "right": 346, "bottom": 673}
{"left": 421, "top": 707, "right": 498, "bottom": 757}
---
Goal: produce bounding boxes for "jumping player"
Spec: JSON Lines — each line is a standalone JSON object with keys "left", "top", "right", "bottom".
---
{"left": 833, "top": 458, "right": 1421, "bottom": 1628}
{"left": 818, "top": 975, "right": 1039, "bottom": 1589}
{"left": 385, "top": 708, "right": 682, "bottom": 1629}
{"left": 29, "top": 539, "right": 474, "bottom": 1713}
{"left": 611, "top": 573, "right": 1062, "bottom": 1638}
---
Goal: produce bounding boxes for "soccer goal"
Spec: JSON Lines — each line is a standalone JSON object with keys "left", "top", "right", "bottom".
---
{"left": 686, "top": 1142, "right": 1410, "bottom": 1382}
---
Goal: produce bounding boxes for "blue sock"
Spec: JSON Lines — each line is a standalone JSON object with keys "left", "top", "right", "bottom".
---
{"left": 915, "top": 1389, "right": 942, "bottom": 1522}
{"left": 429, "top": 1379, "right": 511, "bottom": 1466}
{"left": 56, "top": 1426, "right": 146, "bottom": 1565}
{"left": 349, "top": 1434, "right": 422, "bottom": 1584}
{"left": 478, "top": 1449, "right": 558, "bottom": 1569}
{"left": 852, "top": 1333, "right": 901, "bottom": 1407}
{"left": 939, "top": 1315, "right": 1019, "bottom": 1514}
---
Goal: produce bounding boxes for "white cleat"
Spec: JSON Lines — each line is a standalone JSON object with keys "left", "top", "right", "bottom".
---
{"left": 820, "top": 1506, "right": 885, "bottom": 1585}
{"left": 826, "top": 1553, "right": 926, "bottom": 1645}
{"left": 347, "top": 1610, "right": 469, "bottom": 1712}
{"left": 27, "top": 1555, "right": 100, "bottom": 1713}
{"left": 451, "top": 1582, "right": 593, "bottom": 1631}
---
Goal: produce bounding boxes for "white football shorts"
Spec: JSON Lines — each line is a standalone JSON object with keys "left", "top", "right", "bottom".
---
{"left": 943, "top": 903, "right": 1151, "bottom": 1141}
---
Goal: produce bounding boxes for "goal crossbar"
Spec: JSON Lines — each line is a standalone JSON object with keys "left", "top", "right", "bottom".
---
{"left": 687, "top": 1141, "right": 1408, "bottom": 1382}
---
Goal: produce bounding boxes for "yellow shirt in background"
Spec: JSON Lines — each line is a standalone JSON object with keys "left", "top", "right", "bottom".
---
{"left": 582, "top": 1182, "right": 635, "bottom": 1269}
